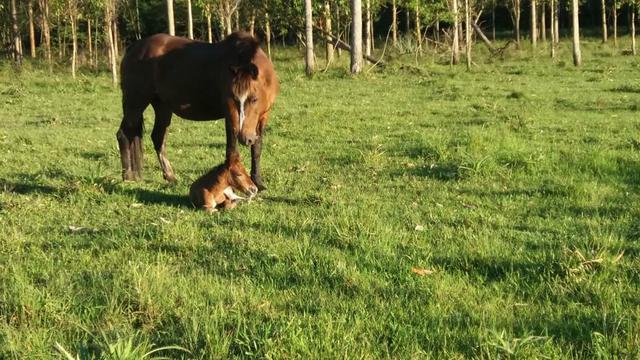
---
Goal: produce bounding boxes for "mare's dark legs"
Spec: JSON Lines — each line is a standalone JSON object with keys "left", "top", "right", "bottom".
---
{"left": 117, "top": 105, "right": 145, "bottom": 181}
{"left": 151, "top": 101, "right": 177, "bottom": 182}
{"left": 251, "top": 136, "right": 266, "bottom": 191}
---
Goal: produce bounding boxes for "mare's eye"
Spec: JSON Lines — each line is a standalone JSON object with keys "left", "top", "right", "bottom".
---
{"left": 248, "top": 96, "right": 258, "bottom": 104}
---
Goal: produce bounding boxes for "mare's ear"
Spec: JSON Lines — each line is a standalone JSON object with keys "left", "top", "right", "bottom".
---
{"left": 229, "top": 64, "right": 258, "bottom": 80}
{"left": 245, "top": 63, "right": 259, "bottom": 80}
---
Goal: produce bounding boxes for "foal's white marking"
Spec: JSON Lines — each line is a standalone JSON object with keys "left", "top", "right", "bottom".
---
{"left": 223, "top": 186, "right": 245, "bottom": 201}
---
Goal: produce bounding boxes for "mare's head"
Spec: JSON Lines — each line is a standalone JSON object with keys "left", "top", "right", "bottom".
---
{"left": 227, "top": 32, "right": 263, "bottom": 146}
{"left": 225, "top": 153, "right": 258, "bottom": 199}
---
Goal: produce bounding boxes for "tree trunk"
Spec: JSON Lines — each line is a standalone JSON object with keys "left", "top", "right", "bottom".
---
{"left": 206, "top": 13, "right": 213, "bottom": 42}
{"left": 249, "top": 11, "right": 256, "bottom": 36}
{"left": 365, "top": 0, "right": 371, "bottom": 56}
{"left": 39, "top": 0, "right": 52, "bottom": 67}
{"left": 515, "top": 0, "right": 521, "bottom": 46}
{"left": 572, "top": 0, "right": 581, "bottom": 65}
{"left": 225, "top": 1, "right": 232, "bottom": 35}
{"left": 88, "top": 18, "right": 93, "bottom": 67}
{"left": 167, "top": 0, "right": 175, "bottom": 35}
{"left": 531, "top": 0, "right": 537, "bottom": 48}
{"left": 113, "top": 19, "right": 120, "bottom": 60}
{"left": 392, "top": 0, "right": 398, "bottom": 46}
{"left": 465, "top": 0, "right": 471, "bottom": 69}
{"left": 28, "top": 0, "right": 36, "bottom": 58}
{"left": 11, "top": 0, "right": 22, "bottom": 65}
{"left": 70, "top": 13, "right": 77, "bottom": 79}
{"left": 554, "top": 0, "right": 559, "bottom": 43}
{"left": 550, "top": 0, "right": 556, "bottom": 57}
{"left": 541, "top": 3, "right": 546, "bottom": 42}
{"left": 134, "top": 0, "right": 142, "bottom": 39}
{"left": 492, "top": 6, "right": 496, "bottom": 41}
{"left": 452, "top": 0, "right": 460, "bottom": 64}
{"left": 304, "top": 0, "right": 315, "bottom": 75}
{"left": 336, "top": 4, "right": 342, "bottom": 57}
{"left": 632, "top": 5, "right": 637, "bottom": 55}
{"left": 601, "top": 0, "right": 608, "bottom": 42}
{"left": 94, "top": 18, "right": 99, "bottom": 66}
{"left": 613, "top": 0, "right": 617, "bottom": 46}
{"left": 324, "top": 1, "right": 334, "bottom": 65}
{"left": 187, "top": 0, "right": 194, "bottom": 39}
{"left": 415, "top": 2, "right": 422, "bottom": 52}
{"left": 105, "top": 0, "right": 118, "bottom": 86}
{"left": 235, "top": 8, "right": 240, "bottom": 31}
{"left": 351, "top": 0, "right": 363, "bottom": 74}
{"left": 265, "top": 11, "right": 272, "bottom": 59}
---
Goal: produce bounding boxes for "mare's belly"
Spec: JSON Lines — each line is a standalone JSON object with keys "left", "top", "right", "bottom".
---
{"left": 171, "top": 102, "right": 225, "bottom": 121}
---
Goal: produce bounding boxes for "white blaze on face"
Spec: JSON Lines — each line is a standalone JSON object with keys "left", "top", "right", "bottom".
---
{"left": 237, "top": 93, "right": 248, "bottom": 131}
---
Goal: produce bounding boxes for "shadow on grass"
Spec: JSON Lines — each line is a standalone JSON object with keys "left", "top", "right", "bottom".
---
{"left": 121, "top": 188, "right": 191, "bottom": 208}
{"left": 0, "top": 178, "right": 59, "bottom": 195}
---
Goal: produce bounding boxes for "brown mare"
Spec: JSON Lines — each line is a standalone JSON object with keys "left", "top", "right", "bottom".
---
{"left": 189, "top": 152, "right": 258, "bottom": 212}
{"left": 117, "top": 31, "right": 279, "bottom": 190}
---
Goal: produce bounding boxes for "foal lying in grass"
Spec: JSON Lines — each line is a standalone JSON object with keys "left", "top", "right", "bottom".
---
{"left": 189, "top": 154, "right": 258, "bottom": 212}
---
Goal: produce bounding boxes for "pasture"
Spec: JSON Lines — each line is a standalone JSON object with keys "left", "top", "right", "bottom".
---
{"left": 1, "top": 41, "right": 639, "bottom": 358}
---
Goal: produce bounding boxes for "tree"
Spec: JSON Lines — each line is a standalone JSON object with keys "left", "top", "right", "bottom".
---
{"left": 451, "top": 0, "right": 460, "bottom": 64}
{"left": 550, "top": 0, "right": 556, "bottom": 57}
{"left": 465, "top": 0, "right": 471, "bottom": 68}
{"left": 601, "top": 0, "right": 608, "bottom": 42}
{"left": 304, "top": 0, "right": 314, "bottom": 75}
{"left": 531, "top": 0, "right": 537, "bottom": 48}
{"left": 572, "top": 0, "right": 581, "bottom": 65}
{"left": 28, "top": 0, "right": 37, "bottom": 58}
{"left": 67, "top": 0, "right": 79, "bottom": 78}
{"left": 508, "top": 0, "right": 521, "bottom": 46}
{"left": 39, "top": 0, "right": 52, "bottom": 67}
{"left": 392, "top": 0, "right": 398, "bottom": 46}
{"left": 187, "top": 0, "right": 194, "bottom": 39}
{"left": 631, "top": 2, "right": 637, "bottom": 55}
{"left": 167, "top": 0, "right": 175, "bottom": 35}
{"left": 105, "top": 0, "right": 118, "bottom": 85}
{"left": 613, "top": 0, "right": 618, "bottom": 46}
{"left": 324, "top": 1, "right": 334, "bottom": 65}
{"left": 11, "top": 0, "right": 23, "bottom": 65}
{"left": 351, "top": 0, "right": 363, "bottom": 74}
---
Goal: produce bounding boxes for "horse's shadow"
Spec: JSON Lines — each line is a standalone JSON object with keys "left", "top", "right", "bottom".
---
{"left": 121, "top": 187, "right": 191, "bottom": 208}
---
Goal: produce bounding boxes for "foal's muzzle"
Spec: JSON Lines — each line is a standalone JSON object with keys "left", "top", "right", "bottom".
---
{"left": 239, "top": 133, "right": 258, "bottom": 146}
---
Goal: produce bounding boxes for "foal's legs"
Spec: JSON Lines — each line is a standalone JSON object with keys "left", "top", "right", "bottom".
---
{"left": 151, "top": 101, "right": 177, "bottom": 182}
{"left": 117, "top": 104, "right": 146, "bottom": 181}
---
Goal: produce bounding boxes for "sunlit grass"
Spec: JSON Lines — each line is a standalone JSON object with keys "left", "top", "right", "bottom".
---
{"left": 1, "top": 37, "right": 639, "bottom": 358}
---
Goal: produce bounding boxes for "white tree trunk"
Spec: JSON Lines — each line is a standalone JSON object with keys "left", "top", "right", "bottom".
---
{"left": 167, "top": 0, "right": 175, "bottom": 35}
{"left": 452, "top": 0, "right": 460, "bottom": 64}
{"left": 415, "top": 2, "right": 422, "bottom": 52}
{"left": 304, "top": 0, "right": 315, "bottom": 75}
{"left": 324, "top": 1, "right": 334, "bottom": 64}
{"left": 541, "top": 3, "right": 546, "bottom": 42}
{"left": 187, "top": 0, "right": 194, "bottom": 39}
{"left": 465, "top": 0, "right": 471, "bottom": 69}
{"left": 365, "top": 0, "right": 371, "bottom": 56}
{"left": 572, "top": 0, "right": 581, "bottom": 66}
{"left": 531, "top": 0, "right": 537, "bottom": 48}
{"left": 392, "top": 0, "right": 397, "bottom": 47}
{"left": 70, "top": 13, "right": 77, "bottom": 78}
{"left": 613, "top": 1, "right": 617, "bottom": 46}
{"left": 601, "top": 0, "right": 608, "bottom": 42}
{"left": 632, "top": 5, "right": 637, "bottom": 55}
{"left": 206, "top": 13, "right": 213, "bottom": 42}
{"left": 11, "top": 0, "right": 22, "bottom": 64}
{"left": 351, "top": 0, "right": 363, "bottom": 74}
{"left": 550, "top": 0, "right": 556, "bottom": 57}
{"left": 265, "top": 11, "right": 272, "bottom": 59}
{"left": 28, "top": 0, "right": 36, "bottom": 58}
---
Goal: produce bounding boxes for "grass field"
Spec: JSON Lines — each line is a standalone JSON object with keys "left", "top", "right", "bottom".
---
{"left": 1, "top": 39, "right": 640, "bottom": 359}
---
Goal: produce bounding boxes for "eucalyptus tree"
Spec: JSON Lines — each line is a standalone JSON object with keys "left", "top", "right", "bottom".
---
{"left": 508, "top": 0, "right": 521, "bottom": 46}
{"left": 324, "top": 1, "right": 334, "bottom": 64}
{"left": 572, "top": 0, "right": 581, "bottom": 65}
{"left": 166, "top": 0, "right": 175, "bottom": 35}
{"left": 11, "top": 0, "right": 22, "bottom": 64}
{"left": 38, "top": 0, "right": 53, "bottom": 66}
{"left": 351, "top": 0, "right": 362, "bottom": 73}
{"left": 450, "top": 0, "right": 460, "bottom": 63}
{"left": 531, "top": 0, "right": 537, "bottom": 48}
{"left": 601, "top": 0, "right": 607, "bottom": 42}
{"left": 187, "top": 0, "right": 193, "bottom": 38}
{"left": 28, "top": 0, "right": 36, "bottom": 58}
{"left": 304, "top": 0, "right": 315, "bottom": 75}
{"left": 66, "top": 0, "right": 79, "bottom": 78}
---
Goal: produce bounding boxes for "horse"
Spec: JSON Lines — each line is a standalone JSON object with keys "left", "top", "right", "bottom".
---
{"left": 189, "top": 152, "right": 258, "bottom": 212}
{"left": 117, "top": 31, "right": 279, "bottom": 191}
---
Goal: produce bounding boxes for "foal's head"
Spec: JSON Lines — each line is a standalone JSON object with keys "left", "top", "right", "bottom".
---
{"left": 226, "top": 153, "right": 258, "bottom": 199}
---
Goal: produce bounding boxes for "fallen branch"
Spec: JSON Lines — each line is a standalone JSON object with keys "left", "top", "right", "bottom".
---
{"left": 313, "top": 25, "right": 385, "bottom": 67}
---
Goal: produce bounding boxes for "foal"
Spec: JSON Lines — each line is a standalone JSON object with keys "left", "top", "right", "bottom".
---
{"left": 189, "top": 154, "right": 258, "bottom": 212}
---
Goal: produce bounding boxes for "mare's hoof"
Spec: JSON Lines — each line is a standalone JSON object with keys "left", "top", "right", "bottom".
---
{"left": 164, "top": 174, "right": 178, "bottom": 183}
{"left": 252, "top": 176, "right": 267, "bottom": 192}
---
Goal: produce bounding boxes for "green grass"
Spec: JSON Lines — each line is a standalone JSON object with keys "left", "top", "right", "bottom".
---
{"left": 1, "top": 38, "right": 640, "bottom": 359}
